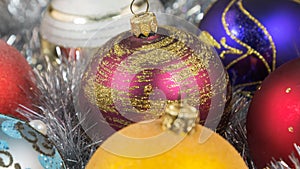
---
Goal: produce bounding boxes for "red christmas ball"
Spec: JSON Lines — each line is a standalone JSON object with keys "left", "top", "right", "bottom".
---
{"left": 78, "top": 26, "right": 231, "bottom": 141}
{"left": 247, "top": 57, "right": 300, "bottom": 168}
{"left": 0, "top": 40, "right": 37, "bottom": 120}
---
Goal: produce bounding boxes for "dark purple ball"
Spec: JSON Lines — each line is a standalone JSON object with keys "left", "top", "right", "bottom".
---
{"left": 199, "top": 0, "right": 300, "bottom": 94}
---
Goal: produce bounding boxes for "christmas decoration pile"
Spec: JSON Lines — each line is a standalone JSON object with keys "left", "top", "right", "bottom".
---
{"left": 0, "top": 0, "right": 299, "bottom": 168}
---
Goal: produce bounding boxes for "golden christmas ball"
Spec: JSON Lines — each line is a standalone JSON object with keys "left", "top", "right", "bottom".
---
{"left": 86, "top": 119, "right": 247, "bottom": 169}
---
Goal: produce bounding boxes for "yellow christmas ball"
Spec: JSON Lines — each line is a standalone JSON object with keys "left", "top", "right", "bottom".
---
{"left": 86, "top": 120, "right": 248, "bottom": 169}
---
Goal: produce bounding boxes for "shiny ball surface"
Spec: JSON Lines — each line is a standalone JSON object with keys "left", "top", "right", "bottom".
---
{"left": 86, "top": 120, "right": 247, "bottom": 169}
{"left": 0, "top": 40, "right": 37, "bottom": 120}
{"left": 0, "top": 114, "right": 65, "bottom": 169}
{"left": 199, "top": 0, "right": 300, "bottom": 93}
{"left": 78, "top": 26, "right": 230, "bottom": 141}
{"left": 247, "top": 58, "right": 300, "bottom": 168}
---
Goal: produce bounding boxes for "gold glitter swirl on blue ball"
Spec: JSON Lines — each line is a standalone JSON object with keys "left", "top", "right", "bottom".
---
{"left": 200, "top": 0, "right": 277, "bottom": 95}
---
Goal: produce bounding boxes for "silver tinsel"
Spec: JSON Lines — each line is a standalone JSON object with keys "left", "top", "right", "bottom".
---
{"left": 161, "top": 0, "right": 216, "bottom": 26}
{"left": 223, "top": 89, "right": 255, "bottom": 168}
{"left": 268, "top": 144, "right": 300, "bottom": 169}
{"left": 0, "top": 0, "right": 49, "bottom": 67}
{"left": 0, "top": 0, "right": 48, "bottom": 35}
{"left": 17, "top": 54, "right": 97, "bottom": 169}
{"left": 1, "top": 0, "right": 98, "bottom": 168}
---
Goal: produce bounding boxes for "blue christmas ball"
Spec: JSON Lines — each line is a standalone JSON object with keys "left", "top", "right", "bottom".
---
{"left": 199, "top": 0, "right": 300, "bottom": 94}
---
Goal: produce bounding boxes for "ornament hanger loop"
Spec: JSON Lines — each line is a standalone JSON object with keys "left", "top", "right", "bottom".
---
{"left": 130, "top": 0, "right": 149, "bottom": 15}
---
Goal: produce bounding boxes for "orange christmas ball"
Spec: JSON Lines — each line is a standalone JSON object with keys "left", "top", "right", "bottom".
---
{"left": 0, "top": 40, "right": 37, "bottom": 120}
{"left": 86, "top": 120, "right": 248, "bottom": 169}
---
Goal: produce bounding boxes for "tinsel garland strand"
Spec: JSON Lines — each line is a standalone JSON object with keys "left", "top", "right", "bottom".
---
{"left": 223, "top": 90, "right": 255, "bottom": 168}
{"left": 17, "top": 53, "right": 99, "bottom": 168}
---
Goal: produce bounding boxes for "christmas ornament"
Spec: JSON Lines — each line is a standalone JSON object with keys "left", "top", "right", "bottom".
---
{"left": 40, "top": 0, "right": 163, "bottom": 63}
{"left": 86, "top": 103, "right": 247, "bottom": 169}
{"left": 246, "top": 58, "right": 300, "bottom": 168}
{"left": 77, "top": 0, "right": 231, "bottom": 142}
{"left": 199, "top": 0, "right": 300, "bottom": 95}
{"left": 0, "top": 114, "right": 65, "bottom": 169}
{"left": 0, "top": 40, "right": 37, "bottom": 120}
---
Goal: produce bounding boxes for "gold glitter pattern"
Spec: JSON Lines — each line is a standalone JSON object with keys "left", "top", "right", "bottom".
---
{"left": 82, "top": 26, "right": 230, "bottom": 130}
{"left": 222, "top": 0, "right": 276, "bottom": 71}
{"left": 200, "top": 0, "right": 277, "bottom": 90}
{"left": 294, "top": 0, "right": 300, "bottom": 4}
{"left": 200, "top": 31, "right": 243, "bottom": 60}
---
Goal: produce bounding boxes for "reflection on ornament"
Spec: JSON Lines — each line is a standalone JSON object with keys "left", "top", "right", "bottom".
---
{"left": 247, "top": 58, "right": 300, "bottom": 168}
{"left": 162, "top": 0, "right": 216, "bottom": 26}
{"left": 76, "top": 12, "right": 230, "bottom": 142}
{"left": 40, "top": 0, "right": 163, "bottom": 64}
{"left": 199, "top": 0, "right": 300, "bottom": 95}
{"left": 86, "top": 119, "right": 247, "bottom": 169}
{"left": 0, "top": 114, "right": 65, "bottom": 169}
{"left": 0, "top": 40, "right": 37, "bottom": 120}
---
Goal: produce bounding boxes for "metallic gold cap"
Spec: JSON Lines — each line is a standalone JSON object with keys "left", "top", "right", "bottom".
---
{"left": 162, "top": 102, "right": 199, "bottom": 134}
{"left": 130, "top": 12, "right": 158, "bottom": 37}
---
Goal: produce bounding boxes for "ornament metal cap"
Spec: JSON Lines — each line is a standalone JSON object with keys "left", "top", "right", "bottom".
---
{"left": 162, "top": 102, "right": 199, "bottom": 135}
{"left": 130, "top": 0, "right": 158, "bottom": 37}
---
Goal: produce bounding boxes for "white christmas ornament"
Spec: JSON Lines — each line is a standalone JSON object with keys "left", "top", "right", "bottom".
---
{"left": 40, "top": 0, "right": 164, "bottom": 48}
{"left": 0, "top": 114, "right": 65, "bottom": 169}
